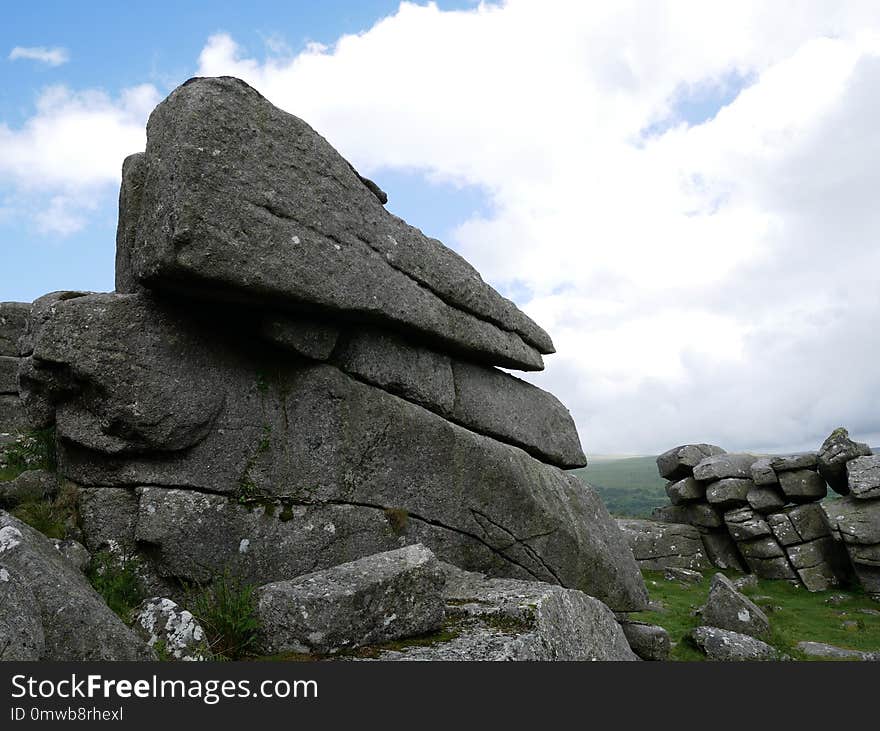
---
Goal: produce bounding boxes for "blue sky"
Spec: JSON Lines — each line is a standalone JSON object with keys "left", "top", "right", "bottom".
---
{"left": 3, "top": 2, "right": 878, "bottom": 453}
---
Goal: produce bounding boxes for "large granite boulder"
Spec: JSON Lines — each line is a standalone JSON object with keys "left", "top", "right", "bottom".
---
{"left": 25, "top": 293, "right": 645, "bottom": 611}
{"left": 823, "top": 497, "right": 880, "bottom": 594}
{"left": 693, "top": 453, "right": 757, "bottom": 481}
{"left": 691, "top": 626, "right": 783, "bottom": 661}
{"left": 847, "top": 455, "right": 880, "bottom": 500}
{"left": 256, "top": 544, "right": 445, "bottom": 655}
{"left": 0, "top": 511, "right": 152, "bottom": 660}
{"left": 700, "top": 572, "right": 770, "bottom": 638}
{"left": 372, "top": 564, "right": 637, "bottom": 661}
{"left": 818, "top": 428, "right": 872, "bottom": 495}
{"left": 119, "top": 76, "right": 551, "bottom": 371}
{"left": 616, "top": 519, "right": 710, "bottom": 571}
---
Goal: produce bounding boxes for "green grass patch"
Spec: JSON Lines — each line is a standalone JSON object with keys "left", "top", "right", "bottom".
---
{"left": 189, "top": 571, "right": 261, "bottom": 661}
{"left": 632, "top": 569, "right": 880, "bottom": 660}
{"left": 10, "top": 481, "right": 78, "bottom": 540}
{"left": 86, "top": 551, "right": 146, "bottom": 622}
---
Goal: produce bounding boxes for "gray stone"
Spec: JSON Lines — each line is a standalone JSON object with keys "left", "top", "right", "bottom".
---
{"left": 50, "top": 538, "right": 90, "bottom": 572}
{"left": 750, "top": 457, "right": 778, "bottom": 486}
{"left": 0, "top": 564, "right": 45, "bottom": 660}
{"left": 0, "top": 302, "right": 29, "bottom": 357}
{"left": 818, "top": 427, "right": 872, "bottom": 495}
{"left": 777, "top": 469, "right": 827, "bottom": 503}
{"left": 732, "top": 574, "right": 758, "bottom": 591}
{"left": 691, "top": 626, "right": 783, "bottom": 661}
{"left": 0, "top": 394, "right": 33, "bottom": 434}
{"left": 664, "top": 567, "right": 703, "bottom": 584}
{"left": 698, "top": 528, "right": 747, "bottom": 571}
{"left": 656, "top": 444, "right": 726, "bottom": 480}
{"left": 822, "top": 497, "right": 880, "bottom": 593}
{"left": 693, "top": 453, "right": 757, "bottom": 481}
{"left": 651, "top": 504, "right": 691, "bottom": 524}
{"left": 847, "top": 455, "right": 880, "bottom": 500}
{"left": 687, "top": 502, "right": 724, "bottom": 529}
{"left": 797, "top": 562, "right": 844, "bottom": 592}
{"left": 785, "top": 536, "right": 839, "bottom": 569}
{"left": 768, "top": 452, "right": 818, "bottom": 472}
{"left": 723, "top": 507, "right": 771, "bottom": 541}
{"left": 78, "top": 487, "right": 140, "bottom": 554}
{"left": 335, "top": 328, "right": 586, "bottom": 467}
{"left": 616, "top": 519, "right": 710, "bottom": 571}
{"left": 333, "top": 327, "right": 454, "bottom": 413}
{"left": 31, "top": 294, "right": 645, "bottom": 610}
{"left": 448, "top": 359, "right": 585, "bottom": 468}
{"left": 0, "top": 469, "right": 58, "bottom": 509}
{"left": 0, "top": 356, "right": 18, "bottom": 393}
{"left": 256, "top": 545, "right": 445, "bottom": 655}
{"left": 796, "top": 641, "right": 879, "bottom": 661}
{"left": 665, "top": 476, "right": 704, "bottom": 504}
{"left": 787, "top": 503, "right": 832, "bottom": 542}
{"left": 133, "top": 597, "right": 207, "bottom": 661}
{"left": 373, "top": 564, "right": 636, "bottom": 661}
{"left": 706, "top": 478, "right": 754, "bottom": 509}
{"left": 619, "top": 621, "right": 670, "bottom": 660}
{"left": 701, "top": 572, "right": 770, "bottom": 638}
{"left": 261, "top": 314, "right": 340, "bottom": 361}
{"left": 123, "top": 76, "right": 551, "bottom": 371}
{"left": 0, "top": 511, "right": 152, "bottom": 660}
{"left": 737, "top": 537, "right": 785, "bottom": 560}
{"left": 743, "top": 556, "right": 797, "bottom": 580}
{"left": 768, "top": 513, "right": 801, "bottom": 547}
{"left": 747, "top": 485, "right": 786, "bottom": 514}
{"left": 115, "top": 153, "right": 147, "bottom": 293}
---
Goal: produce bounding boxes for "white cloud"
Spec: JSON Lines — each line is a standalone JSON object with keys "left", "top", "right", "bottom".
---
{"left": 192, "top": 1, "right": 880, "bottom": 454}
{"left": 0, "top": 82, "right": 159, "bottom": 234}
{"left": 9, "top": 46, "right": 69, "bottom": 66}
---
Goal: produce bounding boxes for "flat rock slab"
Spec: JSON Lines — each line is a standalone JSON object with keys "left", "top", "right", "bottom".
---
{"left": 701, "top": 572, "right": 770, "bottom": 638}
{"left": 818, "top": 428, "right": 872, "bottom": 495}
{"left": 122, "top": 76, "right": 550, "bottom": 371}
{"left": 30, "top": 293, "right": 645, "bottom": 611}
{"left": 747, "top": 485, "right": 785, "bottom": 514}
{"left": 693, "top": 453, "right": 757, "bottom": 481}
{"left": 665, "top": 476, "right": 704, "bottom": 504}
{"left": 692, "top": 626, "right": 783, "bottom": 661}
{"left": 724, "top": 507, "right": 771, "bottom": 541}
{"left": 706, "top": 478, "right": 753, "bottom": 510}
{"left": 657, "top": 444, "right": 726, "bottom": 480}
{"left": 256, "top": 544, "right": 445, "bottom": 655}
{"left": 0, "top": 511, "right": 152, "bottom": 660}
{"left": 371, "top": 565, "right": 637, "bottom": 661}
{"left": 616, "top": 519, "right": 710, "bottom": 571}
{"left": 777, "top": 469, "right": 827, "bottom": 503}
{"left": 796, "top": 641, "right": 879, "bottom": 661}
{"left": 847, "top": 455, "right": 880, "bottom": 500}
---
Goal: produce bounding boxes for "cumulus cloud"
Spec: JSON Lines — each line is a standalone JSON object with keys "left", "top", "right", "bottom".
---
{"left": 191, "top": 1, "right": 880, "bottom": 454}
{"left": 7, "top": 1, "right": 880, "bottom": 453}
{"left": 9, "top": 46, "right": 69, "bottom": 66}
{"left": 0, "top": 82, "right": 159, "bottom": 234}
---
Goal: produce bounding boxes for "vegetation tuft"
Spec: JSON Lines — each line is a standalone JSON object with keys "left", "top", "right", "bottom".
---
{"left": 11, "top": 481, "right": 78, "bottom": 540}
{"left": 189, "top": 570, "right": 261, "bottom": 660}
{"left": 0, "top": 427, "right": 58, "bottom": 480}
{"left": 86, "top": 551, "right": 146, "bottom": 622}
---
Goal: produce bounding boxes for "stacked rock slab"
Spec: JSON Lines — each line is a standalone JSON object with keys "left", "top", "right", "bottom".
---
{"left": 654, "top": 437, "right": 864, "bottom": 592}
{"left": 653, "top": 445, "right": 746, "bottom": 572}
{"left": 0, "top": 302, "right": 32, "bottom": 435}
{"left": 16, "top": 76, "right": 647, "bottom": 613}
{"left": 822, "top": 445, "right": 880, "bottom": 596}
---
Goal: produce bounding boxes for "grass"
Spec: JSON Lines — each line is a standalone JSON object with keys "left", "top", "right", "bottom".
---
{"left": 189, "top": 570, "right": 261, "bottom": 660}
{"left": 85, "top": 551, "right": 147, "bottom": 621}
{"left": 10, "top": 481, "right": 78, "bottom": 540}
{"left": 572, "top": 455, "right": 668, "bottom": 518}
{"left": 632, "top": 569, "right": 880, "bottom": 660}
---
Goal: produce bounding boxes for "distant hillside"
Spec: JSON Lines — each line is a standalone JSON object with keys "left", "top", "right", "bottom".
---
{"left": 571, "top": 455, "right": 667, "bottom": 518}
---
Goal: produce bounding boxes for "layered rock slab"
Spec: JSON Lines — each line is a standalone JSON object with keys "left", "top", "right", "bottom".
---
{"left": 120, "top": 76, "right": 551, "bottom": 371}
{"left": 25, "top": 293, "right": 645, "bottom": 611}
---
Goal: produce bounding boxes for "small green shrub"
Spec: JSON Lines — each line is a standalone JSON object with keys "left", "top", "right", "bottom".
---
{"left": 1, "top": 428, "right": 57, "bottom": 475}
{"left": 86, "top": 551, "right": 146, "bottom": 622}
{"left": 189, "top": 570, "right": 260, "bottom": 660}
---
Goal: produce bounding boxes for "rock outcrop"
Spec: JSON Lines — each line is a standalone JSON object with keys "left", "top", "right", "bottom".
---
{"left": 4, "top": 76, "right": 648, "bottom": 617}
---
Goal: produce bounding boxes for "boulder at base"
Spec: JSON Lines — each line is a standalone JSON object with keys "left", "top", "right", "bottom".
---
{"left": 691, "top": 626, "right": 783, "bottom": 661}
{"left": 700, "top": 572, "right": 770, "bottom": 639}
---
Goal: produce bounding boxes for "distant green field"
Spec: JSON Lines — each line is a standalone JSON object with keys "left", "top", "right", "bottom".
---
{"left": 571, "top": 455, "right": 667, "bottom": 518}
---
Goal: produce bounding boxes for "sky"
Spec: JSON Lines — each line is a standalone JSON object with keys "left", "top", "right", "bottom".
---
{"left": 2, "top": 1, "right": 880, "bottom": 456}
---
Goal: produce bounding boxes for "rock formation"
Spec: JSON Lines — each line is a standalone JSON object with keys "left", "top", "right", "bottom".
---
{"left": 0, "top": 76, "right": 648, "bottom": 623}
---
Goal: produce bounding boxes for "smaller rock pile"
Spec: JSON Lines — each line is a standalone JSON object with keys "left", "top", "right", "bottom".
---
{"left": 645, "top": 429, "right": 878, "bottom": 594}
